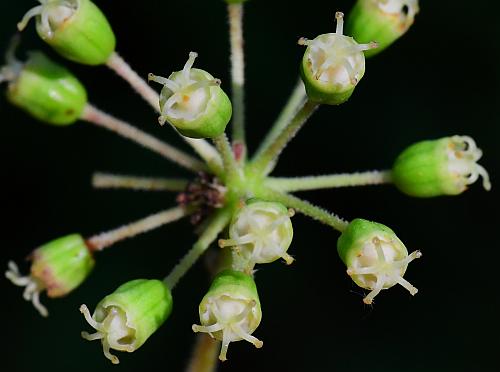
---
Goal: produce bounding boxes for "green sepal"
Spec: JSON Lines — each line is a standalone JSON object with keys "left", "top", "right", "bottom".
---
{"left": 346, "top": 0, "right": 418, "bottom": 58}
{"left": 95, "top": 279, "right": 173, "bottom": 350}
{"left": 6, "top": 52, "right": 87, "bottom": 125}
{"left": 36, "top": 0, "right": 116, "bottom": 65}
{"left": 392, "top": 138, "right": 455, "bottom": 197}
{"left": 160, "top": 69, "right": 232, "bottom": 139}
{"left": 31, "top": 233, "right": 94, "bottom": 297}
{"left": 337, "top": 218, "right": 406, "bottom": 266}
{"left": 204, "top": 270, "right": 260, "bottom": 305}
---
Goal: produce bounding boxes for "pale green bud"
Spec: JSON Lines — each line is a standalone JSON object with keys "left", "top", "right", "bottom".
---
{"left": 80, "top": 279, "right": 173, "bottom": 364}
{"left": 192, "top": 270, "right": 262, "bottom": 361}
{"left": 219, "top": 200, "right": 294, "bottom": 272}
{"left": 18, "top": 0, "right": 116, "bottom": 65}
{"left": 392, "top": 136, "right": 491, "bottom": 197}
{"left": 149, "top": 52, "right": 232, "bottom": 139}
{"left": 337, "top": 218, "right": 422, "bottom": 304}
{"left": 346, "top": 0, "right": 419, "bottom": 57}
{"left": 5, "top": 234, "right": 94, "bottom": 317}
{"left": 299, "top": 12, "right": 377, "bottom": 105}
{"left": 2, "top": 51, "right": 87, "bottom": 125}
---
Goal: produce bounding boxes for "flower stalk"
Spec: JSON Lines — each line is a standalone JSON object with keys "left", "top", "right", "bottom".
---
{"left": 86, "top": 206, "right": 187, "bottom": 251}
{"left": 81, "top": 104, "right": 207, "bottom": 172}
{"left": 265, "top": 170, "right": 392, "bottom": 192}
{"left": 92, "top": 172, "right": 189, "bottom": 192}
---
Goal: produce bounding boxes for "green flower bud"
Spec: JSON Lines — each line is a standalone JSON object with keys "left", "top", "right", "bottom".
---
{"left": 299, "top": 12, "right": 377, "bottom": 105}
{"left": 346, "top": 0, "right": 419, "bottom": 58}
{"left": 337, "top": 218, "right": 421, "bottom": 304}
{"left": 1, "top": 50, "right": 87, "bottom": 126}
{"left": 192, "top": 270, "right": 262, "bottom": 361}
{"left": 392, "top": 136, "right": 491, "bottom": 197}
{"left": 80, "top": 279, "right": 173, "bottom": 364}
{"left": 5, "top": 234, "right": 94, "bottom": 317}
{"left": 219, "top": 200, "right": 294, "bottom": 272}
{"left": 18, "top": 0, "right": 116, "bottom": 65}
{"left": 149, "top": 52, "right": 232, "bottom": 139}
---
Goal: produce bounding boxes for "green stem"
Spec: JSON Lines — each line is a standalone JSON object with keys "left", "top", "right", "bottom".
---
{"left": 257, "top": 188, "right": 348, "bottom": 232}
{"left": 82, "top": 104, "right": 207, "bottom": 172}
{"left": 254, "top": 79, "right": 306, "bottom": 158}
{"left": 185, "top": 334, "right": 220, "bottom": 372}
{"left": 228, "top": 3, "right": 246, "bottom": 157}
{"left": 86, "top": 206, "right": 187, "bottom": 251}
{"left": 250, "top": 100, "right": 319, "bottom": 176}
{"left": 265, "top": 170, "right": 393, "bottom": 192}
{"left": 213, "top": 133, "right": 241, "bottom": 181}
{"left": 92, "top": 172, "right": 189, "bottom": 192}
{"left": 164, "top": 207, "right": 232, "bottom": 289}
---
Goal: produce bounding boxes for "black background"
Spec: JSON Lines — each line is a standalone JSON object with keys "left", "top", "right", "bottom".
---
{"left": 0, "top": 1, "right": 499, "bottom": 371}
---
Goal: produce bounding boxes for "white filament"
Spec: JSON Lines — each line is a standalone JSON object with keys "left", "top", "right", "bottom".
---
{"left": 219, "top": 204, "right": 294, "bottom": 271}
{"left": 5, "top": 261, "right": 48, "bottom": 317}
{"left": 346, "top": 236, "right": 422, "bottom": 304}
{"left": 149, "top": 52, "right": 220, "bottom": 125}
{"left": 17, "top": 0, "right": 79, "bottom": 38}
{"left": 447, "top": 136, "right": 491, "bottom": 192}
{"left": 80, "top": 304, "right": 136, "bottom": 365}
{"left": 192, "top": 295, "right": 262, "bottom": 361}
{"left": 300, "top": 12, "right": 376, "bottom": 89}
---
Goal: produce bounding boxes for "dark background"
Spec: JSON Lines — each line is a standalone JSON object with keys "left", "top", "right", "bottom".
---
{"left": 1, "top": 1, "right": 499, "bottom": 371}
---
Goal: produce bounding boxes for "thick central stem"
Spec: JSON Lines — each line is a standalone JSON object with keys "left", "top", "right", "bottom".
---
{"left": 228, "top": 3, "right": 246, "bottom": 157}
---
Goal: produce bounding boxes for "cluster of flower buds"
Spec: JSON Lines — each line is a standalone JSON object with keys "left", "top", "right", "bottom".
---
{"left": 149, "top": 52, "right": 232, "bottom": 139}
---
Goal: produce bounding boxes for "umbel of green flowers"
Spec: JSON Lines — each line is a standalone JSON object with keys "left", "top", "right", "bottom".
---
{"left": 1, "top": 0, "right": 494, "bottom": 368}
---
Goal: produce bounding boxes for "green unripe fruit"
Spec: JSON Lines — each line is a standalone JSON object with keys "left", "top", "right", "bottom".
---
{"left": 337, "top": 218, "right": 422, "bottom": 304}
{"left": 149, "top": 52, "right": 232, "bottom": 139}
{"left": 392, "top": 136, "right": 491, "bottom": 197}
{"left": 299, "top": 12, "right": 377, "bottom": 105}
{"left": 5, "top": 52, "right": 87, "bottom": 125}
{"left": 346, "top": 0, "right": 419, "bottom": 58}
{"left": 192, "top": 270, "right": 263, "bottom": 361}
{"left": 80, "top": 279, "right": 173, "bottom": 364}
{"left": 18, "top": 0, "right": 116, "bottom": 65}
{"left": 5, "top": 234, "right": 94, "bottom": 317}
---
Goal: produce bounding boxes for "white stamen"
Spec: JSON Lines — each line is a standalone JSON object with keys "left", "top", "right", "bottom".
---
{"left": 182, "top": 52, "right": 198, "bottom": 83}
{"left": 348, "top": 235, "right": 422, "bottom": 304}
{"left": 80, "top": 304, "right": 136, "bottom": 364}
{"left": 193, "top": 296, "right": 262, "bottom": 361}
{"left": 17, "top": 5, "right": 44, "bottom": 31}
{"left": 148, "top": 73, "right": 180, "bottom": 92}
{"left": 335, "top": 12, "right": 344, "bottom": 35}
{"left": 5, "top": 260, "right": 48, "bottom": 317}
